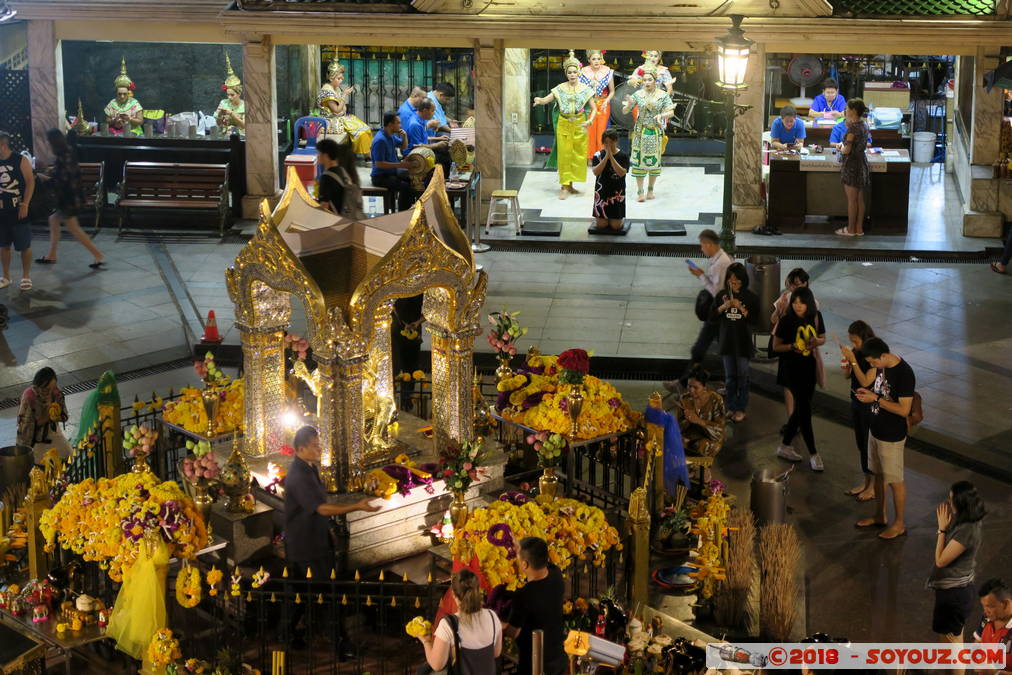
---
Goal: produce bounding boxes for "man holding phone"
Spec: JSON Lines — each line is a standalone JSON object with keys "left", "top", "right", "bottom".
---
{"left": 688, "top": 229, "right": 732, "bottom": 366}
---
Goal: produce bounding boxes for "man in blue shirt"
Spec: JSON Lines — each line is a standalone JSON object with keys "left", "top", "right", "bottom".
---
{"left": 426, "top": 82, "right": 456, "bottom": 133}
{"left": 810, "top": 78, "right": 847, "bottom": 119}
{"left": 405, "top": 98, "right": 452, "bottom": 181}
{"left": 829, "top": 119, "right": 871, "bottom": 148}
{"left": 398, "top": 86, "right": 427, "bottom": 132}
{"left": 370, "top": 111, "right": 413, "bottom": 211}
{"left": 770, "top": 105, "right": 806, "bottom": 150}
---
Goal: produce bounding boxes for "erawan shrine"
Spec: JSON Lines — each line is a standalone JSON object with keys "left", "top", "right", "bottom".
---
{"left": 0, "top": 1, "right": 1011, "bottom": 674}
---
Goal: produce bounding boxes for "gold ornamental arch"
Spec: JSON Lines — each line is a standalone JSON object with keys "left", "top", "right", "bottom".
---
{"left": 226, "top": 167, "right": 487, "bottom": 491}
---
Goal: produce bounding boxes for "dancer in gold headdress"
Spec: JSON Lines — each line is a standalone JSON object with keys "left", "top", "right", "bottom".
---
{"left": 317, "top": 58, "right": 373, "bottom": 155}
{"left": 103, "top": 58, "right": 144, "bottom": 136}
{"left": 580, "top": 49, "right": 614, "bottom": 159}
{"left": 215, "top": 53, "right": 245, "bottom": 136}
{"left": 533, "top": 50, "right": 596, "bottom": 200}
{"left": 622, "top": 64, "right": 674, "bottom": 202}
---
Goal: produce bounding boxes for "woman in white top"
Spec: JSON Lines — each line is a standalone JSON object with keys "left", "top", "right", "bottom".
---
{"left": 418, "top": 569, "right": 502, "bottom": 674}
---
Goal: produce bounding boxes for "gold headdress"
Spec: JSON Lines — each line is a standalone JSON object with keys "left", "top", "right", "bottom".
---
{"left": 327, "top": 58, "right": 346, "bottom": 80}
{"left": 639, "top": 63, "right": 658, "bottom": 78}
{"left": 223, "top": 53, "right": 242, "bottom": 94}
{"left": 113, "top": 57, "right": 134, "bottom": 91}
{"left": 562, "top": 50, "right": 581, "bottom": 72}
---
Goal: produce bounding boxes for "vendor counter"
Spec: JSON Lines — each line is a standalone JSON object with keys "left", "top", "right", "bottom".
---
{"left": 767, "top": 148, "right": 911, "bottom": 232}
{"left": 72, "top": 134, "right": 247, "bottom": 218}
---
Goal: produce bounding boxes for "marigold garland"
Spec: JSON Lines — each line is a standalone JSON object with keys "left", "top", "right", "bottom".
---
{"left": 176, "top": 565, "right": 202, "bottom": 608}
{"left": 147, "top": 627, "right": 181, "bottom": 667}
{"left": 206, "top": 567, "right": 223, "bottom": 596}
{"left": 39, "top": 472, "right": 208, "bottom": 582}
{"left": 450, "top": 497, "right": 622, "bottom": 590}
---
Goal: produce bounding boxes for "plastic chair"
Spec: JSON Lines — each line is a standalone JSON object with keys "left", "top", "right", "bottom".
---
{"left": 292, "top": 116, "right": 327, "bottom": 156}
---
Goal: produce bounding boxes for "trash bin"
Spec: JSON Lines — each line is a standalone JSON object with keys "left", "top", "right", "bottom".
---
{"left": 750, "top": 467, "right": 791, "bottom": 525}
{"left": 0, "top": 445, "right": 34, "bottom": 494}
{"left": 912, "top": 131, "right": 936, "bottom": 163}
{"left": 746, "top": 255, "right": 780, "bottom": 334}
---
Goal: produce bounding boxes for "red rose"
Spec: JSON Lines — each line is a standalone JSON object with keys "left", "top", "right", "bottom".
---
{"left": 557, "top": 348, "right": 590, "bottom": 374}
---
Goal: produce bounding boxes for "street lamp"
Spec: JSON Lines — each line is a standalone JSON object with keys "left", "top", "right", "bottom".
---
{"left": 714, "top": 14, "right": 753, "bottom": 255}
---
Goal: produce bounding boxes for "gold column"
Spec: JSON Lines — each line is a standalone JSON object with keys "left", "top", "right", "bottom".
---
{"left": 646, "top": 422, "right": 665, "bottom": 512}
{"left": 335, "top": 355, "right": 367, "bottom": 491}
{"left": 240, "top": 327, "right": 287, "bottom": 457}
{"left": 313, "top": 358, "right": 339, "bottom": 492}
{"left": 99, "top": 401, "right": 122, "bottom": 478}
{"left": 627, "top": 487, "right": 651, "bottom": 609}
{"left": 25, "top": 469, "right": 50, "bottom": 580}
{"left": 429, "top": 327, "right": 477, "bottom": 446}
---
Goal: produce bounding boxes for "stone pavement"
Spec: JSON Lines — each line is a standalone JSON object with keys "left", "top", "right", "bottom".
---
{"left": 1, "top": 235, "right": 1010, "bottom": 473}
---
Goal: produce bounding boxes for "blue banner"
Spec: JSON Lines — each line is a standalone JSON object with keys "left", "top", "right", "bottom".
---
{"left": 643, "top": 404, "right": 690, "bottom": 492}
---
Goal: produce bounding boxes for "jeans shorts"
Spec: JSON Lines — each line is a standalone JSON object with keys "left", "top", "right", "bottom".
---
{"left": 0, "top": 210, "right": 31, "bottom": 251}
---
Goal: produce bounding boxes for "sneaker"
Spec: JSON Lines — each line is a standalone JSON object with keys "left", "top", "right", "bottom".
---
{"left": 810, "top": 454, "right": 825, "bottom": 472}
{"left": 776, "top": 444, "right": 802, "bottom": 461}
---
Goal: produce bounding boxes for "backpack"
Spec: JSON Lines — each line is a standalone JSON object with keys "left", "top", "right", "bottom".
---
{"left": 324, "top": 167, "right": 365, "bottom": 221}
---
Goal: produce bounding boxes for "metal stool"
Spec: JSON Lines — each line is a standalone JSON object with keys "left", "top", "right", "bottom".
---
{"left": 485, "top": 189, "right": 523, "bottom": 235}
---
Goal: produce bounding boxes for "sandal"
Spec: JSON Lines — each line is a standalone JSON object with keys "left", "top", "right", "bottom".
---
{"left": 19, "top": 278, "right": 32, "bottom": 291}
{"left": 878, "top": 529, "right": 907, "bottom": 541}
{"left": 991, "top": 262, "right": 1007, "bottom": 275}
{"left": 89, "top": 261, "right": 106, "bottom": 269}
{"left": 854, "top": 518, "right": 886, "bottom": 528}
{"left": 35, "top": 257, "right": 57, "bottom": 265}
{"left": 834, "top": 227, "right": 856, "bottom": 237}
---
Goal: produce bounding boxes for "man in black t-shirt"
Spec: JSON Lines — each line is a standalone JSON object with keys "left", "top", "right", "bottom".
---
{"left": 854, "top": 338, "right": 915, "bottom": 541}
{"left": 504, "top": 537, "right": 566, "bottom": 675}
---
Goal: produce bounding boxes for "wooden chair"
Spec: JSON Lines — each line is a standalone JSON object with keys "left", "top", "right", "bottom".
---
{"left": 116, "top": 162, "right": 230, "bottom": 237}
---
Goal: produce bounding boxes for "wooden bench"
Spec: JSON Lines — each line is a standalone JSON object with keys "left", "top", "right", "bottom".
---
{"left": 79, "top": 162, "right": 105, "bottom": 233}
{"left": 117, "top": 161, "right": 230, "bottom": 237}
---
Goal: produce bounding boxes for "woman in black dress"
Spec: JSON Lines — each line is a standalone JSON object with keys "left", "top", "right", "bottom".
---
{"left": 839, "top": 320, "right": 877, "bottom": 500}
{"left": 36, "top": 129, "right": 104, "bottom": 267}
{"left": 836, "top": 98, "right": 870, "bottom": 237}
{"left": 591, "top": 129, "right": 629, "bottom": 232}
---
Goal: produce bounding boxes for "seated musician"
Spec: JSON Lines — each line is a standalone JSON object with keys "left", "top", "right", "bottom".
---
{"left": 810, "top": 78, "right": 847, "bottom": 120}
{"left": 770, "top": 105, "right": 806, "bottom": 151}
{"left": 405, "top": 98, "right": 452, "bottom": 179}
{"left": 830, "top": 118, "right": 872, "bottom": 150}
{"left": 370, "top": 112, "right": 413, "bottom": 212}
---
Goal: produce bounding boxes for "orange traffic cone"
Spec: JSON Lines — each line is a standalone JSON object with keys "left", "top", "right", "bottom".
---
{"left": 201, "top": 310, "right": 223, "bottom": 344}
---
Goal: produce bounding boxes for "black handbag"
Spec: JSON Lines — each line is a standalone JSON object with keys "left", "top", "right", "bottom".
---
{"left": 694, "top": 289, "right": 714, "bottom": 322}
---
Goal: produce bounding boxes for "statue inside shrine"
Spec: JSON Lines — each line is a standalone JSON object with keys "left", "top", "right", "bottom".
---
{"left": 533, "top": 50, "right": 596, "bottom": 200}
{"left": 214, "top": 54, "right": 245, "bottom": 136}
{"left": 580, "top": 49, "right": 615, "bottom": 159}
{"left": 103, "top": 58, "right": 144, "bottom": 136}
{"left": 622, "top": 65, "right": 674, "bottom": 202}
{"left": 317, "top": 59, "right": 374, "bottom": 155}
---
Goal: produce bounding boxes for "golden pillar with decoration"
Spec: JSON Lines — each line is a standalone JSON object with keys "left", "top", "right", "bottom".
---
{"left": 627, "top": 486, "right": 650, "bottom": 609}
{"left": 429, "top": 326, "right": 477, "bottom": 446}
{"left": 240, "top": 327, "right": 287, "bottom": 457}
{"left": 336, "top": 355, "right": 367, "bottom": 491}
{"left": 99, "top": 400, "right": 122, "bottom": 478}
{"left": 312, "top": 357, "right": 340, "bottom": 492}
{"left": 25, "top": 468, "right": 51, "bottom": 579}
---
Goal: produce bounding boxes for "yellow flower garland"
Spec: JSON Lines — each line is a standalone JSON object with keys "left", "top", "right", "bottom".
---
{"left": 206, "top": 567, "right": 223, "bottom": 596}
{"left": 176, "top": 565, "right": 202, "bottom": 608}
{"left": 146, "top": 628, "right": 181, "bottom": 667}
{"left": 450, "top": 497, "right": 622, "bottom": 590}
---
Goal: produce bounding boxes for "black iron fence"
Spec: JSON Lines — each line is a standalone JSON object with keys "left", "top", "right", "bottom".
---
{"left": 0, "top": 69, "right": 32, "bottom": 154}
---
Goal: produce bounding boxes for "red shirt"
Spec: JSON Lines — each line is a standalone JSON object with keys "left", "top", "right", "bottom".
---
{"left": 975, "top": 616, "right": 1012, "bottom": 671}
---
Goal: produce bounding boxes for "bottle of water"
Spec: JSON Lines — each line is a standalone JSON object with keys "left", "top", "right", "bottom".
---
{"left": 450, "top": 161, "right": 459, "bottom": 181}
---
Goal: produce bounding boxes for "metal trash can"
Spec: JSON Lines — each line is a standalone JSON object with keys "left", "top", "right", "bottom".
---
{"left": 750, "top": 467, "right": 792, "bottom": 525}
{"left": 0, "top": 445, "right": 34, "bottom": 494}
{"left": 746, "top": 255, "right": 781, "bottom": 334}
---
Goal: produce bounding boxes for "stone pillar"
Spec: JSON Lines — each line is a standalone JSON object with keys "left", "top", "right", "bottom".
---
{"left": 26, "top": 20, "right": 64, "bottom": 164}
{"left": 504, "top": 48, "right": 535, "bottom": 166}
{"left": 732, "top": 42, "right": 766, "bottom": 230}
{"left": 963, "top": 46, "right": 1003, "bottom": 237}
{"left": 242, "top": 35, "right": 280, "bottom": 219}
{"left": 473, "top": 39, "right": 505, "bottom": 210}
{"left": 240, "top": 327, "right": 287, "bottom": 457}
{"left": 429, "top": 327, "right": 477, "bottom": 447}
{"left": 303, "top": 45, "right": 322, "bottom": 113}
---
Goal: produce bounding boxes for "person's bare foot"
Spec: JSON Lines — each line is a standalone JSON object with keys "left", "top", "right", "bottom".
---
{"left": 637, "top": 192, "right": 646, "bottom": 203}
{"left": 856, "top": 486, "right": 876, "bottom": 502}
{"left": 559, "top": 189, "right": 568, "bottom": 200}
{"left": 566, "top": 184, "right": 580, "bottom": 194}
{"left": 845, "top": 485, "right": 864, "bottom": 496}
{"left": 878, "top": 525, "right": 907, "bottom": 540}
{"left": 646, "top": 190, "right": 656, "bottom": 200}
{"left": 855, "top": 517, "right": 886, "bottom": 528}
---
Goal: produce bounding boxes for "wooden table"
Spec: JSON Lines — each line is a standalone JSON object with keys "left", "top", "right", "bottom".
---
{"left": 767, "top": 148, "right": 911, "bottom": 233}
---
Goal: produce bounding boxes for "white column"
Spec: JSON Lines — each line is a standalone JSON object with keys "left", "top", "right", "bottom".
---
{"left": 241, "top": 34, "right": 280, "bottom": 219}
{"left": 504, "top": 48, "right": 534, "bottom": 166}
{"left": 963, "top": 46, "right": 1003, "bottom": 237}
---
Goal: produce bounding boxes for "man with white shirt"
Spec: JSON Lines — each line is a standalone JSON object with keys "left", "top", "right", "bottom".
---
{"left": 689, "top": 229, "right": 733, "bottom": 366}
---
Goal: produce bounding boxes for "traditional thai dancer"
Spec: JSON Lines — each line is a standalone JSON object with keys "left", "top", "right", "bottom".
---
{"left": 533, "top": 51, "right": 596, "bottom": 200}
{"left": 214, "top": 54, "right": 245, "bottom": 136}
{"left": 622, "top": 65, "right": 674, "bottom": 202}
{"left": 580, "top": 49, "right": 615, "bottom": 159}
{"left": 318, "top": 58, "right": 373, "bottom": 155}
{"left": 103, "top": 58, "right": 143, "bottom": 136}
{"left": 627, "top": 50, "right": 674, "bottom": 95}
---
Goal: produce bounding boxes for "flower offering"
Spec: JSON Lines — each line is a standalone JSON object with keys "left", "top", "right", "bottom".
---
{"left": 487, "top": 310, "right": 527, "bottom": 358}
{"left": 438, "top": 439, "right": 486, "bottom": 493}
